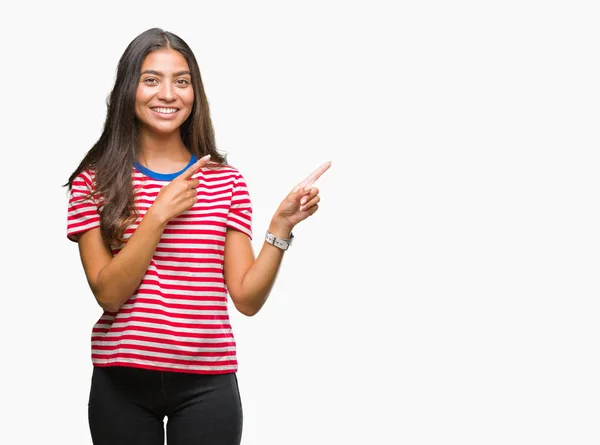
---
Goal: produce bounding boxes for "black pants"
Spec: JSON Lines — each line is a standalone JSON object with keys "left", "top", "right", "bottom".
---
{"left": 88, "top": 365, "right": 243, "bottom": 445}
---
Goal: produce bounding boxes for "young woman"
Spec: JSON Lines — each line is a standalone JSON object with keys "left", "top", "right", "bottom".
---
{"left": 65, "top": 27, "right": 330, "bottom": 445}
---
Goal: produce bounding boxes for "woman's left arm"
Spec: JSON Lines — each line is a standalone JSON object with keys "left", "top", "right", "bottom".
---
{"left": 224, "top": 162, "right": 330, "bottom": 316}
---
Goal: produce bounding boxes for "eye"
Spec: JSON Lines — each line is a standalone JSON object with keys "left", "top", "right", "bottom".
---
{"left": 143, "top": 77, "right": 158, "bottom": 85}
{"left": 176, "top": 78, "right": 191, "bottom": 86}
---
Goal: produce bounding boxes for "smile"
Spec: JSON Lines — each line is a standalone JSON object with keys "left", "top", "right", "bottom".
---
{"left": 151, "top": 107, "right": 179, "bottom": 114}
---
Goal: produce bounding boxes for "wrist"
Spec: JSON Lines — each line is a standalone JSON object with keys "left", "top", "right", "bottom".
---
{"left": 268, "top": 218, "right": 293, "bottom": 239}
{"left": 265, "top": 230, "right": 294, "bottom": 251}
{"left": 145, "top": 207, "right": 169, "bottom": 229}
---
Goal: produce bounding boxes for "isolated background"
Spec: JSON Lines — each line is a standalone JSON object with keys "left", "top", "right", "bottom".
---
{"left": 1, "top": 1, "right": 598, "bottom": 444}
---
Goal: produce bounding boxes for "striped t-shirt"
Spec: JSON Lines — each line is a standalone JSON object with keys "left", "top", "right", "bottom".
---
{"left": 66, "top": 155, "right": 252, "bottom": 374}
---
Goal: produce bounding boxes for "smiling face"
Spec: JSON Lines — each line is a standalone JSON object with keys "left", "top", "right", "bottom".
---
{"left": 135, "top": 48, "right": 194, "bottom": 136}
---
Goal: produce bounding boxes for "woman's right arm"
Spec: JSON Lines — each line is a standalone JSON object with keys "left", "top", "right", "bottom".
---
{"left": 77, "top": 155, "right": 210, "bottom": 312}
{"left": 77, "top": 210, "right": 167, "bottom": 312}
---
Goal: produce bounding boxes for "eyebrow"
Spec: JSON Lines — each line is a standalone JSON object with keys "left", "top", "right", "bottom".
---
{"left": 140, "top": 70, "right": 192, "bottom": 77}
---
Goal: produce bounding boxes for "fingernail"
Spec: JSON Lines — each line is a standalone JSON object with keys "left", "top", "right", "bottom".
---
{"left": 304, "top": 186, "right": 311, "bottom": 193}
{"left": 300, "top": 197, "right": 307, "bottom": 205}
{"left": 300, "top": 205, "right": 306, "bottom": 211}
{"left": 201, "top": 154, "right": 211, "bottom": 161}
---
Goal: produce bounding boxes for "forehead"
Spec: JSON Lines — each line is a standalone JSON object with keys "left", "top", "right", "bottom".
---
{"left": 141, "top": 49, "right": 190, "bottom": 73}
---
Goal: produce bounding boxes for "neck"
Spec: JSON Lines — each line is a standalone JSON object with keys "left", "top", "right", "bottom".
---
{"left": 137, "top": 128, "right": 190, "bottom": 164}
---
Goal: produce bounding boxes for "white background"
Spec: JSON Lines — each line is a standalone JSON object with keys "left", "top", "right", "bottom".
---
{"left": 1, "top": 1, "right": 599, "bottom": 444}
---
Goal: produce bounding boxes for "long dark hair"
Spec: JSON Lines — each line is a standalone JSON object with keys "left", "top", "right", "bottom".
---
{"left": 65, "top": 28, "right": 225, "bottom": 246}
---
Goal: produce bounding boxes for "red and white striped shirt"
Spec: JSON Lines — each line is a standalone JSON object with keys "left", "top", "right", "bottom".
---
{"left": 67, "top": 157, "right": 252, "bottom": 374}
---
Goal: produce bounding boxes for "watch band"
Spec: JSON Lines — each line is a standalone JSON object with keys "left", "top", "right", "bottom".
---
{"left": 265, "top": 231, "right": 294, "bottom": 251}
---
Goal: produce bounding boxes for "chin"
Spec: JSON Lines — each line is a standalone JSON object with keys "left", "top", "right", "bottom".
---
{"left": 155, "top": 122, "right": 182, "bottom": 132}
{"left": 141, "top": 120, "right": 185, "bottom": 135}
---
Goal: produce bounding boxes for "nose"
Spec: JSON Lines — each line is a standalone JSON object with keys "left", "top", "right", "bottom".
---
{"left": 157, "top": 82, "right": 176, "bottom": 102}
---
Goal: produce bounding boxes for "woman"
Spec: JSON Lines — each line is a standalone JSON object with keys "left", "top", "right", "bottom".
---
{"left": 65, "top": 27, "right": 330, "bottom": 445}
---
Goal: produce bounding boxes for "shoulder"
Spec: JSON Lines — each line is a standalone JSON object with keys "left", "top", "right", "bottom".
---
{"left": 203, "top": 163, "right": 251, "bottom": 203}
{"left": 204, "top": 162, "right": 247, "bottom": 181}
{"left": 206, "top": 162, "right": 242, "bottom": 174}
{"left": 71, "top": 168, "right": 97, "bottom": 191}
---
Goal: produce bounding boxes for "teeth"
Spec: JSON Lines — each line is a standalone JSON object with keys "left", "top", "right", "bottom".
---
{"left": 152, "top": 107, "right": 178, "bottom": 114}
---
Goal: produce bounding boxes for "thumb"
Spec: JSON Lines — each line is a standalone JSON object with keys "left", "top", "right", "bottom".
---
{"left": 289, "top": 186, "right": 309, "bottom": 203}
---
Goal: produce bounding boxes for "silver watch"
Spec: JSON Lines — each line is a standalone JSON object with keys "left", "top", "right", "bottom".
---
{"left": 265, "top": 231, "right": 294, "bottom": 251}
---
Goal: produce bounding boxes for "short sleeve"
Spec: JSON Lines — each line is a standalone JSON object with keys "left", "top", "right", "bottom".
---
{"left": 226, "top": 171, "right": 253, "bottom": 239}
{"left": 67, "top": 170, "right": 101, "bottom": 242}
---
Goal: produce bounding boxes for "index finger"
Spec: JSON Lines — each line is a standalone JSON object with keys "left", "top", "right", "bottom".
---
{"left": 179, "top": 154, "right": 211, "bottom": 180}
{"left": 293, "top": 161, "right": 331, "bottom": 192}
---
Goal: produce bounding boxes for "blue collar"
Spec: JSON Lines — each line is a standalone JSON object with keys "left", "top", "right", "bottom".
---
{"left": 134, "top": 154, "right": 198, "bottom": 180}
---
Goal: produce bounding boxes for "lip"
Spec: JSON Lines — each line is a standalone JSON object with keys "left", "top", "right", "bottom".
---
{"left": 150, "top": 107, "right": 180, "bottom": 119}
